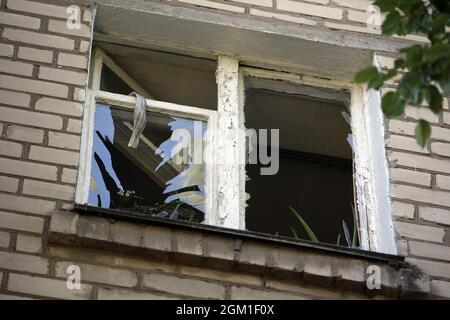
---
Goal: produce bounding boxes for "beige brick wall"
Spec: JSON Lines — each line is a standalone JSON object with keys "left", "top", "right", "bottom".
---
{"left": 0, "top": 0, "right": 449, "bottom": 299}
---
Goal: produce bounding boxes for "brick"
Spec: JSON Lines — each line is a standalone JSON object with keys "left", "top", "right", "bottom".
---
{"left": 389, "top": 151, "right": 450, "bottom": 174}
{"left": 396, "top": 239, "right": 408, "bottom": 257}
{"left": 431, "top": 280, "right": 450, "bottom": 298}
{"left": 178, "top": 0, "right": 245, "bottom": 13}
{"left": 0, "top": 89, "right": 30, "bottom": 108}
{"left": 73, "top": 88, "right": 85, "bottom": 102}
{"left": 35, "top": 97, "right": 83, "bottom": 117}
{"left": 39, "top": 66, "right": 87, "bottom": 86}
{"left": 173, "top": 229, "right": 203, "bottom": 256}
{"left": 49, "top": 211, "right": 79, "bottom": 236}
{"left": 178, "top": 265, "right": 263, "bottom": 287}
{"left": 0, "top": 43, "right": 14, "bottom": 57}
{"left": 378, "top": 55, "right": 395, "bottom": 70}
{"left": 431, "top": 142, "right": 450, "bottom": 157}
{"left": 238, "top": 241, "right": 267, "bottom": 266}
{"left": 0, "top": 193, "right": 55, "bottom": 216}
{"left": 29, "top": 145, "right": 79, "bottom": 166}
{"left": 404, "top": 106, "right": 440, "bottom": 123}
{"left": 407, "top": 258, "right": 450, "bottom": 279}
{"left": 420, "top": 206, "right": 450, "bottom": 226}
{"left": 18, "top": 47, "right": 53, "bottom": 64}
{"left": 409, "top": 241, "right": 450, "bottom": 262}
{"left": 249, "top": 8, "right": 317, "bottom": 26}
{"left": 16, "top": 234, "right": 42, "bottom": 253}
{"left": 23, "top": 179, "right": 75, "bottom": 201}
{"left": 391, "top": 184, "right": 450, "bottom": 208}
{"left": 143, "top": 225, "right": 172, "bottom": 252}
{"left": 48, "top": 131, "right": 81, "bottom": 150}
{"left": 303, "top": 253, "right": 334, "bottom": 282}
{"left": 0, "top": 74, "right": 68, "bottom": 98}
{"left": 444, "top": 112, "right": 450, "bottom": 125}
{"left": 229, "top": 285, "right": 305, "bottom": 300}
{"left": 264, "top": 278, "right": 346, "bottom": 299}
{"left": 394, "top": 221, "right": 444, "bottom": 243}
{"left": 392, "top": 201, "right": 415, "bottom": 219}
{"left": 347, "top": 9, "right": 370, "bottom": 24}
{"left": 0, "top": 211, "right": 44, "bottom": 233}
{"left": 7, "top": 0, "right": 70, "bottom": 19}
{"left": 387, "top": 135, "right": 428, "bottom": 154}
{"left": 0, "top": 157, "right": 58, "bottom": 180}
{"left": 67, "top": 119, "right": 82, "bottom": 133}
{"left": 79, "top": 41, "right": 90, "bottom": 53}
{"left": 6, "top": 125, "right": 44, "bottom": 144}
{"left": 277, "top": 0, "right": 343, "bottom": 20}
{"left": 0, "top": 230, "right": 10, "bottom": 248}
{"left": 83, "top": 10, "right": 92, "bottom": 23}
{"left": 0, "top": 140, "right": 22, "bottom": 158}
{"left": 142, "top": 272, "right": 226, "bottom": 299}
{"left": 0, "top": 175, "right": 19, "bottom": 193}
{"left": 97, "top": 288, "right": 175, "bottom": 300}
{"left": 7, "top": 273, "right": 92, "bottom": 300}
{"left": 436, "top": 175, "right": 450, "bottom": 191}
{"left": 237, "top": 0, "right": 273, "bottom": 6}
{"left": 76, "top": 215, "right": 110, "bottom": 241}
{"left": 0, "top": 107, "right": 62, "bottom": 130}
{"left": 55, "top": 261, "right": 138, "bottom": 288}
{"left": 0, "top": 58, "right": 34, "bottom": 77}
{"left": 204, "top": 234, "right": 235, "bottom": 261}
{"left": 48, "top": 19, "right": 91, "bottom": 38}
{"left": 3, "top": 28, "right": 74, "bottom": 51}
{"left": 389, "top": 168, "right": 431, "bottom": 187}
{"left": 0, "top": 11, "right": 40, "bottom": 29}
{"left": 111, "top": 221, "right": 143, "bottom": 246}
{"left": 61, "top": 168, "right": 77, "bottom": 184}
{"left": 332, "top": 0, "right": 372, "bottom": 10}
{"left": 57, "top": 53, "right": 88, "bottom": 69}
{"left": 0, "top": 251, "right": 48, "bottom": 274}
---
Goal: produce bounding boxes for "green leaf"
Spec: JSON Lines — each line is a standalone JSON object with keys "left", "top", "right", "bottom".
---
{"left": 382, "top": 91, "right": 405, "bottom": 118}
{"left": 374, "top": 0, "right": 397, "bottom": 12}
{"left": 428, "top": 85, "right": 443, "bottom": 115}
{"left": 425, "top": 43, "right": 449, "bottom": 62}
{"left": 382, "top": 10, "right": 401, "bottom": 35}
{"left": 415, "top": 119, "right": 431, "bottom": 148}
{"left": 342, "top": 221, "right": 351, "bottom": 247}
{"left": 354, "top": 66, "right": 379, "bottom": 84}
{"left": 336, "top": 234, "right": 341, "bottom": 246}
{"left": 289, "top": 226, "right": 299, "bottom": 239}
{"left": 289, "top": 206, "right": 319, "bottom": 242}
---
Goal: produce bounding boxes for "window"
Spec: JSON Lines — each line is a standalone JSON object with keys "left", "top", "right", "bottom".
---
{"left": 76, "top": 43, "right": 395, "bottom": 253}
{"left": 244, "top": 78, "right": 357, "bottom": 246}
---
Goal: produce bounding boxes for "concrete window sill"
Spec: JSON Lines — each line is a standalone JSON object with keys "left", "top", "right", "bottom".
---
{"left": 48, "top": 206, "right": 430, "bottom": 299}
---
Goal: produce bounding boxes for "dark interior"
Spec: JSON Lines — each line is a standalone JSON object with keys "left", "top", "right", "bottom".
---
{"left": 244, "top": 87, "right": 356, "bottom": 245}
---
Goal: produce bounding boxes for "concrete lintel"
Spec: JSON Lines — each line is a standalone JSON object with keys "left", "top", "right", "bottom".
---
{"left": 92, "top": 0, "right": 407, "bottom": 81}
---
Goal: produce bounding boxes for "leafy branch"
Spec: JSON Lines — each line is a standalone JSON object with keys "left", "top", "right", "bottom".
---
{"left": 355, "top": 0, "right": 450, "bottom": 147}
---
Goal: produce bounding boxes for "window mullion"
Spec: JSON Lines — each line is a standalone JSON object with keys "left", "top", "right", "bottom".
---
{"left": 214, "top": 56, "right": 245, "bottom": 229}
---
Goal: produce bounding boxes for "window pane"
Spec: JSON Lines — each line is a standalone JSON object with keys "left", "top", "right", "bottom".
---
{"left": 96, "top": 43, "right": 217, "bottom": 110}
{"left": 88, "top": 102, "right": 207, "bottom": 223}
{"left": 244, "top": 87, "right": 357, "bottom": 246}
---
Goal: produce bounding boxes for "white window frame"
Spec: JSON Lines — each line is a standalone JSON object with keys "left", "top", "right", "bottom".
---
{"left": 76, "top": 47, "right": 396, "bottom": 255}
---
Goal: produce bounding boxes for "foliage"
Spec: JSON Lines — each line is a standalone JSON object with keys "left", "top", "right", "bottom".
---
{"left": 289, "top": 204, "right": 359, "bottom": 248}
{"left": 355, "top": 0, "right": 450, "bottom": 147}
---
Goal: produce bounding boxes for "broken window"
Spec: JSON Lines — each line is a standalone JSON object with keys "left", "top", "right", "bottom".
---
{"left": 244, "top": 77, "right": 360, "bottom": 246}
{"left": 77, "top": 44, "right": 394, "bottom": 252}
{"left": 83, "top": 46, "right": 215, "bottom": 223}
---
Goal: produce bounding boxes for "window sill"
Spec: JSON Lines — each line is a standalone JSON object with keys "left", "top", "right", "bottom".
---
{"left": 47, "top": 205, "right": 430, "bottom": 299}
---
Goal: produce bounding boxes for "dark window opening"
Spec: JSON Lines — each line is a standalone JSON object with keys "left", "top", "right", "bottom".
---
{"left": 244, "top": 84, "right": 358, "bottom": 246}
{"left": 96, "top": 42, "right": 218, "bottom": 110}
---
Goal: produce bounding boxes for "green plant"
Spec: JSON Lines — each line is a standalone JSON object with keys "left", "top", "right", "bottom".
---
{"left": 288, "top": 204, "right": 359, "bottom": 248}
{"left": 355, "top": 0, "right": 450, "bottom": 147}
